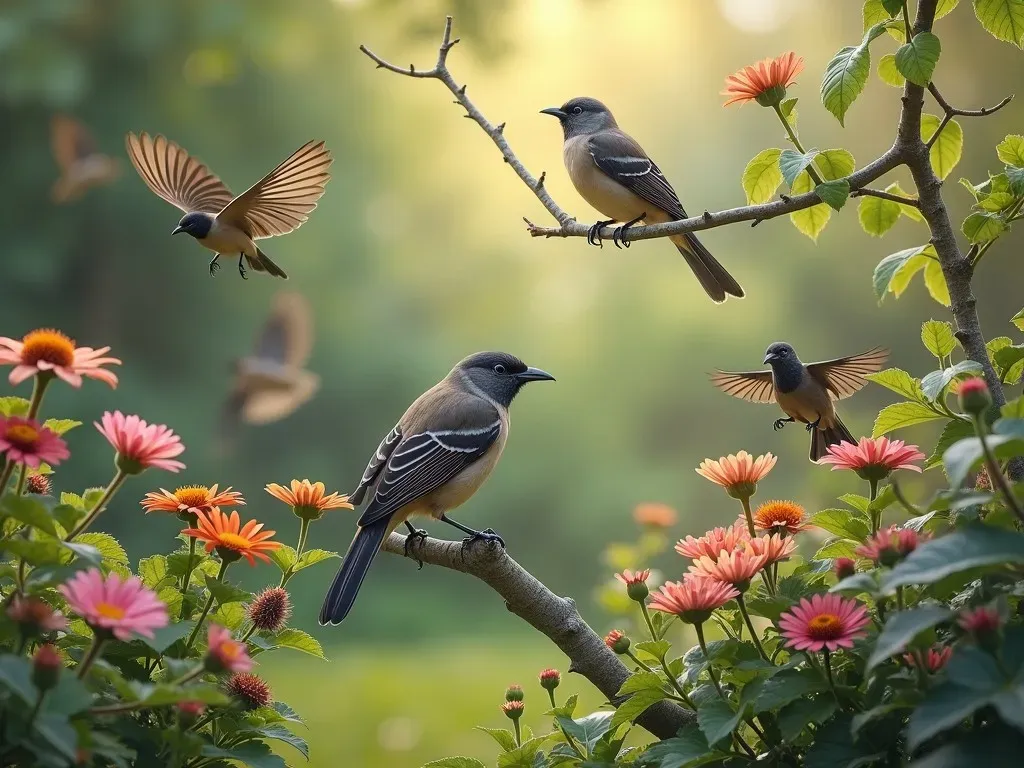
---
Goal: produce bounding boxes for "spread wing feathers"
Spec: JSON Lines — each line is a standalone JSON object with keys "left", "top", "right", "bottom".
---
{"left": 125, "top": 132, "right": 234, "bottom": 214}
{"left": 588, "top": 130, "right": 686, "bottom": 219}
{"left": 708, "top": 370, "right": 776, "bottom": 404}
{"left": 216, "top": 140, "right": 332, "bottom": 239}
{"left": 350, "top": 425, "right": 402, "bottom": 505}
{"left": 357, "top": 423, "right": 501, "bottom": 528}
{"left": 240, "top": 370, "right": 320, "bottom": 425}
{"left": 807, "top": 347, "right": 890, "bottom": 400}
{"left": 254, "top": 291, "right": 314, "bottom": 368}
{"left": 52, "top": 115, "right": 96, "bottom": 171}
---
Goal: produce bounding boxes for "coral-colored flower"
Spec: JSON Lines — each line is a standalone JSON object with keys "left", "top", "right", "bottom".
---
{"left": 696, "top": 451, "right": 776, "bottom": 499}
{"left": 141, "top": 484, "right": 244, "bottom": 515}
{"left": 744, "top": 533, "right": 796, "bottom": 566}
{"left": 818, "top": 437, "right": 924, "bottom": 481}
{"left": 753, "top": 500, "right": 807, "bottom": 536}
{"left": 247, "top": 587, "right": 292, "bottom": 632}
{"left": 834, "top": 558, "right": 856, "bottom": 580}
{"left": 722, "top": 52, "right": 804, "bottom": 107}
{"left": 226, "top": 672, "right": 272, "bottom": 710}
{"left": 183, "top": 508, "right": 281, "bottom": 566}
{"left": 632, "top": 502, "right": 677, "bottom": 528}
{"left": 59, "top": 568, "right": 168, "bottom": 640}
{"left": 177, "top": 700, "right": 206, "bottom": 719}
{"left": 778, "top": 594, "right": 870, "bottom": 652}
{"left": 675, "top": 521, "right": 750, "bottom": 561}
{"left": 501, "top": 700, "right": 525, "bottom": 719}
{"left": 539, "top": 668, "right": 561, "bottom": 690}
{"left": 0, "top": 329, "right": 120, "bottom": 388}
{"left": 904, "top": 645, "right": 952, "bottom": 673}
{"left": 856, "top": 526, "right": 929, "bottom": 567}
{"left": 604, "top": 629, "right": 630, "bottom": 653}
{"left": 689, "top": 549, "right": 768, "bottom": 589}
{"left": 265, "top": 479, "right": 353, "bottom": 521}
{"left": 0, "top": 417, "right": 69, "bottom": 468}
{"left": 205, "top": 624, "right": 252, "bottom": 674}
{"left": 95, "top": 411, "right": 184, "bottom": 474}
{"left": 7, "top": 595, "right": 67, "bottom": 633}
{"left": 958, "top": 605, "right": 1002, "bottom": 635}
{"left": 615, "top": 568, "right": 651, "bottom": 601}
{"left": 649, "top": 577, "right": 739, "bottom": 623}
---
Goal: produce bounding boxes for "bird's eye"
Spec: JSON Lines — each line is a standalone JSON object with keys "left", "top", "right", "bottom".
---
{"left": 494, "top": 364, "right": 507, "bottom": 374}
{"left": 572, "top": 106, "right": 583, "bottom": 115}
{"left": 779, "top": 349, "right": 787, "bottom": 356}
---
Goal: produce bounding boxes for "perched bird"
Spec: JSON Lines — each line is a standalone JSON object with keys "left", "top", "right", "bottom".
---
{"left": 540, "top": 97, "right": 743, "bottom": 303}
{"left": 710, "top": 343, "right": 888, "bottom": 461}
{"left": 320, "top": 352, "right": 554, "bottom": 626}
{"left": 125, "top": 132, "right": 332, "bottom": 280}
{"left": 50, "top": 115, "right": 121, "bottom": 203}
{"left": 220, "top": 291, "right": 320, "bottom": 447}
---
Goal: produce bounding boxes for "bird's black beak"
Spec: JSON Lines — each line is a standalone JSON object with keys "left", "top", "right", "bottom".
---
{"left": 517, "top": 366, "right": 555, "bottom": 382}
{"left": 171, "top": 225, "right": 185, "bottom": 236}
{"left": 540, "top": 107, "right": 568, "bottom": 120}
{"left": 763, "top": 353, "right": 777, "bottom": 364}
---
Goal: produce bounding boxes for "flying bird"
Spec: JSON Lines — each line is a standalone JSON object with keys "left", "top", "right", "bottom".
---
{"left": 220, "top": 291, "right": 320, "bottom": 444}
{"left": 320, "top": 352, "right": 554, "bottom": 626}
{"left": 50, "top": 115, "right": 121, "bottom": 203}
{"left": 541, "top": 97, "right": 743, "bottom": 303}
{"left": 710, "top": 343, "right": 888, "bottom": 461}
{"left": 125, "top": 132, "right": 332, "bottom": 280}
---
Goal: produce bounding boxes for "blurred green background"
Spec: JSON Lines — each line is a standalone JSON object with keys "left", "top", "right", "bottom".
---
{"left": 2, "top": 0, "right": 1022, "bottom": 764}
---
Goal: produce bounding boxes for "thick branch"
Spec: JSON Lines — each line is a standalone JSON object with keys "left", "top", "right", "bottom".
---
{"left": 382, "top": 532, "right": 693, "bottom": 738}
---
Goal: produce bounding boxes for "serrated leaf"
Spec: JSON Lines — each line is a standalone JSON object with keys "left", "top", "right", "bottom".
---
{"left": 815, "top": 149, "right": 856, "bottom": 180}
{"left": 43, "top": 418, "right": 81, "bottom": 436}
{"left": 139, "top": 621, "right": 195, "bottom": 655}
{"left": 811, "top": 509, "right": 871, "bottom": 542}
{"left": 821, "top": 22, "right": 889, "bottom": 124}
{"left": 873, "top": 244, "right": 933, "bottom": 301}
{"left": 865, "top": 368, "right": 926, "bottom": 401}
{"left": 475, "top": 727, "right": 517, "bottom": 752}
{"left": 895, "top": 31, "right": 941, "bottom": 85}
{"left": 617, "top": 671, "right": 665, "bottom": 696}
{"left": 204, "top": 576, "right": 250, "bottom": 605}
{"left": 997, "top": 134, "right": 1024, "bottom": 166}
{"left": 755, "top": 669, "right": 827, "bottom": 713}
{"left": 872, "top": 401, "right": 944, "bottom": 436}
{"left": 741, "top": 148, "right": 783, "bottom": 205}
{"left": 858, "top": 193, "right": 900, "bottom": 236}
{"left": 921, "top": 320, "right": 956, "bottom": 359}
{"left": 923, "top": 258, "right": 950, "bottom": 306}
{"left": 867, "top": 606, "right": 952, "bottom": 670}
{"left": 293, "top": 548, "right": 339, "bottom": 571}
{"left": 611, "top": 688, "right": 666, "bottom": 729}
{"left": 973, "top": 0, "right": 1024, "bottom": 46}
{"left": 814, "top": 539, "right": 861, "bottom": 560}
{"left": 816, "top": 179, "right": 851, "bottom": 211}
{"left": 254, "top": 724, "right": 309, "bottom": 759}
{"left": 790, "top": 170, "right": 831, "bottom": 241}
{"left": 921, "top": 360, "right": 983, "bottom": 400}
{"left": 202, "top": 743, "right": 286, "bottom": 768}
{"left": 268, "top": 545, "right": 297, "bottom": 574}
{"left": 556, "top": 712, "right": 614, "bottom": 752}
{"left": 0, "top": 397, "right": 30, "bottom": 417}
{"left": 268, "top": 628, "right": 325, "bottom": 659}
{"left": 76, "top": 532, "right": 128, "bottom": 565}
{"left": 938, "top": 0, "right": 962, "bottom": 18}
{"left": 777, "top": 697, "right": 838, "bottom": 742}
{"left": 60, "top": 492, "right": 86, "bottom": 511}
{"left": 888, "top": 182, "right": 924, "bottom": 221}
{"left": 962, "top": 211, "right": 1007, "bottom": 242}
{"left": 883, "top": 525, "right": 1024, "bottom": 592}
{"left": 209, "top": 601, "right": 246, "bottom": 631}
{"left": 1, "top": 495, "right": 56, "bottom": 535}
{"left": 877, "top": 53, "right": 906, "bottom": 86}
{"left": 780, "top": 97, "right": 798, "bottom": 128}
{"left": 639, "top": 725, "right": 724, "bottom": 768}
{"left": 697, "top": 699, "right": 747, "bottom": 748}
{"left": 864, "top": 0, "right": 898, "bottom": 29}
{"left": 929, "top": 418, "right": 976, "bottom": 468}
{"left": 424, "top": 759, "right": 486, "bottom": 768}
{"left": 921, "top": 113, "right": 963, "bottom": 179}
{"left": 780, "top": 149, "right": 819, "bottom": 187}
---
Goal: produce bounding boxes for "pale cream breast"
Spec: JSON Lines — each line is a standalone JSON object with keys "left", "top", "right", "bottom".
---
{"left": 563, "top": 136, "right": 649, "bottom": 223}
{"left": 775, "top": 385, "right": 836, "bottom": 426}
{"left": 200, "top": 220, "right": 258, "bottom": 256}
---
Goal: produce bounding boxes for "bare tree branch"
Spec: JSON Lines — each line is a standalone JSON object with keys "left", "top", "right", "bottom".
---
{"left": 382, "top": 532, "right": 694, "bottom": 739}
{"left": 924, "top": 85, "right": 1013, "bottom": 150}
{"left": 851, "top": 188, "right": 921, "bottom": 207}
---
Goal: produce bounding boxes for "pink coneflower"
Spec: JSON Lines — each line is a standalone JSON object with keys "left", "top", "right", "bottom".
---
{"left": 689, "top": 549, "right": 768, "bottom": 590}
{"left": 649, "top": 577, "right": 739, "bottom": 623}
{"left": 778, "top": 594, "right": 870, "bottom": 652}
{"left": 818, "top": 437, "right": 924, "bottom": 481}
{"left": 744, "top": 533, "right": 797, "bottom": 566}
{"left": 856, "top": 526, "right": 929, "bottom": 567}
{"left": 632, "top": 502, "right": 678, "bottom": 529}
{"left": 142, "top": 484, "right": 244, "bottom": 515}
{"left": 722, "top": 52, "right": 804, "bottom": 107}
{"left": 0, "top": 329, "right": 120, "bottom": 388}
{"left": 0, "top": 417, "right": 69, "bottom": 468}
{"left": 958, "top": 605, "right": 1002, "bottom": 635}
{"left": 753, "top": 500, "right": 807, "bottom": 536}
{"left": 205, "top": 624, "right": 252, "bottom": 674}
{"left": 676, "top": 521, "right": 750, "bottom": 561}
{"left": 59, "top": 568, "right": 168, "bottom": 640}
{"left": 904, "top": 646, "right": 952, "bottom": 673}
{"left": 95, "top": 411, "right": 185, "bottom": 474}
{"left": 696, "top": 451, "right": 777, "bottom": 499}
{"left": 7, "top": 595, "right": 67, "bottom": 633}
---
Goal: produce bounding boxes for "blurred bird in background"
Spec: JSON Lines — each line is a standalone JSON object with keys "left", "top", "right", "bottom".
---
{"left": 219, "top": 291, "right": 320, "bottom": 453}
{"left": 50, "top": 115, "right": 121, "bottom": 203}
{"left": 541, "top": 97, "right": 743, "bottom": 303}
{"left": 710, "top": 343, "right": 888, "bottom": 461}
{"left": 125, "top": 132, "right": 332, "bottom": 279}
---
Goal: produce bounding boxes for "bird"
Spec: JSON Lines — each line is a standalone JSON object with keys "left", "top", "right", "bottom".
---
{"left": 219, "top": 291, "right": 320, "bottom": 449}
{"left": 709, "top": 343, "right": 889, "bottom": 461}
{"left": 540, "top": 97, "right": 743, "bottom": 303}
{"left": 124, "top": 132, "right": 332, "bottom": 280}
{"left": 50, "top": 115, "right": 121, "bottom": 203}
{"left": 319, "top": 352, "right": 555, "bottom": 626}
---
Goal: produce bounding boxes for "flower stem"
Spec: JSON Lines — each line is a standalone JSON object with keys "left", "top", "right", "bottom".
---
{"left": 624, "top": 649, "right": 656, "bottom": 674}
{"left": 822, "top": 650, "right": 839, "bottom": 702}
{"left": 973, "top": 416, "right": 1024, "bottom": 524}
{"left": 512, "top": 718, "right": 521, "bottom": 747}
{"left": 26, "top": 374, "right": 52, "bottom": 421}
{"left": 896, "top": 586, "right": 905, "bottom": 611}
{"left": 25, "top": 691, "right": 46, "bottom": 731}
{"left": 13, "top": 464, "right": 27, "bottom": 497}
{"left": 279, "top": 518, "right": 311, "bottom": 588}
{"left": 66, "top": 469, "right": 129, "bottom": 541}
{"left": 694, "top": 623, "right": 726, "bottom": 699}
{"left": 658, "top": 653, "right": 695, "bottom": 709}
{"left": 772, "top": 103, "right": 822, "bottom": 184}
{"left": 183, "top": 559, "right": 230, "bottom": 653}
{"left": 869, "top": 478, "right": 880, "bottom": 533}
{"left": 76, "top": 634, "right": 107, "bottom": 679}
{"left": 736, "top": 595, "right": 769, "bottom": 662}
{"left": 639, "top": 601, "right": 658, "bottom": 641}
{"left": 739, "top": 497, "right": 756, "bottom": 537}
{"left": 178, "top": 536, "right": 199, "bottom": 620}
{"left": 0, "top": 459, "right": 14, "bottom": 495}
{"left": 548, "top": 690, "right": 585, "bottom": 759}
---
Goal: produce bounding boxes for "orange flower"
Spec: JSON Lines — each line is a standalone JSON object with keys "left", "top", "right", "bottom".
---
{"left": 696, "top": 451, "right": 776, "bottom": 500}
{"left": 182, "top": 508, "right": 281, "bottom": 566}
{"left": 632, "top": 502, "right": 677, "bottom": 529}
{"left": 265, "top": 479, "right": 353, "bottom": 521}
{"left": 689, "top": 549, "right": 768, "bottom": 590}
{"left": 722, "top": 52, "right": 804, "bottom": 107}
{"left": 753, "top": 500, "right": 807, "bottom": 536}
{"left": 0, "top": 328, "right": 120, "bottom": 388}
{"left": 141, "top": 484, "right": 245, "bottom": 515}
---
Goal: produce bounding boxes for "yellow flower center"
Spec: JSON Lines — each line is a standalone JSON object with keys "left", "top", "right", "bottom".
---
{"left": 174, "top": 485, "right": 212, "bottom": 509}
{"left": 807, "top": 613, "right": 843, "bottom": 640}
{"left": 21, "top": 329, "right": 75, "bottom": 367}
{"left": 220, "top": 642, "right": 240, "bottom": 660}
{"left": 5, "top": 424, "right": 39, "bottom": 448}
{"left": 96, "top": 602, "right": 126, "bottom": 620}
{"left": 216, "top": 532, "right": 252, "bottom": 550}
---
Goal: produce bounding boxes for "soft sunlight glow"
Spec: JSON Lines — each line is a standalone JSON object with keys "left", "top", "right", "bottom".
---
{"left": 716, "top": 0, "right": 798, "bottom": 34}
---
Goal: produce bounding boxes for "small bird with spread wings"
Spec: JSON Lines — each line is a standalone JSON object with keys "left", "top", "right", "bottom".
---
{"left": 51, "top": 115, "right": 121, "bottom": 203}
{"left": 125, "top": 132, "right": 332, "bottom": 279}
{"left": 710, "top": 343, "right": 888, "bottom": 461}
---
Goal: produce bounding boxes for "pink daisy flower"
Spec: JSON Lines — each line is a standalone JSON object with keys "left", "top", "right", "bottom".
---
{"left": 95, "top": 411, "right": 185, "bottom": 474}
{"left": 614, "top": 568, "right": 650, "bottom": 588}
{"left": 59, "top": 568, "right": 168, "bottom": 640}
{"left": 818, "top": 437, "right": 924, "bottom": 480}
{"left": 778, "top": 594, "right": 870, "bottom": 653}
{"left": 958, "top": 605, "right": 1002, "bottom": 635}
{"left": 689, "top": 548, "right": 768, "bottom": 589}
{"left": 7, "top": 595, "right": 67, "bottom": 633}
{"left": 744, "top": 533, "right": 796, "bottom": 566}
{"left": 855, "top": 526, "right": 929, "bottom": 567}
{"left": 649, "top": 576, "right": 739, "bottom": 623}
{"left": 696, "top": 451, "right": 777, "bottom": 499}
{"left": 0, "top": 329, "right": 119, "bottom": 388}
{"left": 676, "top": 521, "right": 750, "bottom": 561}
{"left": 205, "top": 624, "right": 252, "bottom": 674}
{"left": 0, "top": 417, "right": 69, "bottom": 468}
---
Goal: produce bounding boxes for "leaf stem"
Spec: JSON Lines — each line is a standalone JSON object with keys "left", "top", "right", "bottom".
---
{"left": 639, "top": 601, "right": 658, "bottom": 642}
{"left": 901, "top": 1, "right": 913, "bottom": 40}
{"left": 76, "top": 634, "right": 107, "bottom": 679}
{"left": 183, "top": 559, "right": 230, "bottom": 653}
{"left": 625, "top": 649, "right": 656, "bottom": 674}
{"left": 279, "top": 518, "right": 311, "bottom": 588}
{"left": 694, "top": 623, "right": 726, "bottom": 699}
{"left": 25, "top": 691, "right": 46, "bottom": 732}
{"left": 772, "top": 103, "right": 823, "bottom": 185}
{"left": 736, "top": 595, "right": 769, "bottom": 662}
{"left": 548, "top": 689, "right": 586, "bottom": 759}
{"left": 66, "top": 469, "right": 129, "bottom": 541}
{"left": 179, "top": 536, "right": 199, "bottom": 620}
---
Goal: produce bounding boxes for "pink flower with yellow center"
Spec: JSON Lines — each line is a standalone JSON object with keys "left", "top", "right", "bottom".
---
{"left": 95, "top": 411, "right": 185, "bottom": 474}
{"left": 689, "top": 549, "right": 768, "bottom": 590}
{"left": 778, "top": 594, "right": 870, "bottom": 653}
{"left": 818, "top": 437, "right": 924, "bottom": 481}
{"left": 722, "top": 52, "right": 805, "bottom": 107}
{"left": 649, "top": 576, "right": 739, "bottom": 624}
{"left": 205, "top": 624, "right": 252, "bottom": 674}
{"left": 183, "top": 508, "right": 281, "bottom": 566}
{"left": 0, "top": 417, "right": 69, "bottom": 468}
{"left": 0, "top": 328, "right": 120, "bottom": 388}
{"left": 904, "top": 645, "right": 952, "bottom": 673}
{"left": 59, "top": 568, "right": 168, "bottom": 640}
{"left": 744, "top": 533, "right": 796, "bottom": 566}
{"left": 675, "top": 521, "right": 750, "bottom": 561}
{"left": 696, "top": 451, "right": 776, "bottom": 500}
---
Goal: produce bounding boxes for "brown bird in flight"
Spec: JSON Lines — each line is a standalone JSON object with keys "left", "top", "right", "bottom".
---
{"left": 50, "top": 115, "right": 121, "bottom": 203}
{"left": 710, "top": 342, "right": 888, "bottom": 461}
{"left": 125, "top": 132, "right": 332, "bottom": 279}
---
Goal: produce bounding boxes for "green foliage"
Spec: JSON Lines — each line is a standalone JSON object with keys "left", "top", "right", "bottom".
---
{"left": 872, "top": 244, "right": 950, "bottom": 306}
{"left": 895, "top": 31, "right": 941, "bottom": 85}
{"left": 973, "top": 0, "right": 1024, "bottom": 47}
{"left": 858, "top": 193, "right": 900, "bottom": 236}
{"left": 821, "top": 22, "right": 890, "bottom": 125}
{"left": 877, "top": 53, "right": 906, "bottom": 86}
{"left": 741, "top": 149, "right": 783, "bottom": 204}
{"left": 921, "top": 114, "right": 964, "bottom": 180}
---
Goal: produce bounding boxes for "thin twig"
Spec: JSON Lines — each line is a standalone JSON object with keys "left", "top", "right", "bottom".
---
{"left": 925, "top": 84, "right": 1013, "bottom": 149}
{"left": 851, "top": 188, "right": 921, "bottom": 207}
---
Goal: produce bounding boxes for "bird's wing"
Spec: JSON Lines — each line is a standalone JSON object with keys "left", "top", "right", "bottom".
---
{"left": 350, "top": 425, "right": 403, "bottom": 505}
{"left": 587, "top": 130, "right": 687, "bottom": 219}
{"left": 52, "top": 115, "right": 96, "bottom": 172}
{"left": 709, "top": 370, "right": 776, "bottom": 404}
{"left": 807, "top": 347, "right": 890, "bottom": 400}
{"left": 240, "top": 370, "right": 320, "bottom": 424}
{"left": 216, "top": 140, "right": 332, "bottom": 239}
{"left": 254, "top": 291, "right": 314, "bottom": 368}
{"left": 125, "top": 132, "right": 234, "bottom": 214}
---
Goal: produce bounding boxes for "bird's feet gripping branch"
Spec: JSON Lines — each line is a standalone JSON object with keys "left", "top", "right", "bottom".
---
{"left": 613, "top": 213, "right": 645, "bottom": 249}
{"left": 403, "top": 522, "right": 429, "bottom": 569}
{"left": 209, "top": 255, "right": 220, "bottom": 276}
{"left": 440, "top": 513, "right": 505, "bottom": 550}
{"left": 587, "top": 218, "right": 616, "bottom": 248}
{"left": 805, "top": 416, "right": 821, "bottom": 432}
{"left": 773, "top": 417, "right": 795, "bottom": 431}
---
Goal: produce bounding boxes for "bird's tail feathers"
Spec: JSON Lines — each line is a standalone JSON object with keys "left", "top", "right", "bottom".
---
{"left": 249, "top": 247, "right": 288, "bottom": 279}
{"left": 810, "top": 416, "right": 855, "bottom": 462}
{"left": 670, "top": 233, "right": 744, "bottom": 303}
{"left": 319, "top": 520, "right": 390, "bottom": 626}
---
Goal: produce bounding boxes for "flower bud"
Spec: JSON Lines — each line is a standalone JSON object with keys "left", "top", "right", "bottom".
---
{"left": 615, "top": 569, "right": 651, "bottom": 602}
{"left": 177, "top": 700, "right": 206, "bottom": 724}
{"left": 959, "top": 377, "right": 991, "bottom": 417}
{"left": 26, "top": 474, "right": 51, "bottom": 495}
{"left": 958, "top": 605, "right": 1003, "bottom": 654}
{"left": 604, "top": 629, "right": 630, "bottom": 654}
{"left": 834, "top": 558, "right": 856, "bottom": 581}
{"left": 504, "top": 684, "right": 523, "bottom": 702}
{"left": 226, "top": 672, "right": 272, "bottom": 710}
{"left": 501, "top": 700, "right": 524, "bottom": 720}
{"left": 539, "top": 668, "right": 561, "bottom": 692}
{"left": 247, "top": 587, "right": 292, "bottom": 633}
{"left": 7, "top": 595, "right": 67, "bottom": 635}
{"left": 32, "top": 644, "right": 62, "bottom": 692}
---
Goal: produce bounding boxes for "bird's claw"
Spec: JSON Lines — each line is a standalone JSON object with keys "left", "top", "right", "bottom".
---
{"left": 612, "top": 213, "right": 645, "bottom": 249}
{"left": 805, "top": 417, "right": 822, "bottom": 432}
{"left": 209, "top": 258, "right": 220, "bottom": 277}
{"left": 404, "top": 528, "right": 429, "bottom": 569}
{"left": 587, "top": 219, "right": 615, "bottom": 248}
{"left": 461, "top": 527, "right": 505, "bottom": 550}
{"left": 773, "top": 418, "right": 787, "bottom": 431}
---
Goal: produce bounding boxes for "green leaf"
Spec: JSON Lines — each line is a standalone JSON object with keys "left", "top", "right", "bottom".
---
{"left": 873, "top": 244, "right": 932, "bottom": 301}
{"left": 858, "top": 192, "right": 900, "bottom": 236}
{"left": 921, "top": 113, "right": 963, "bottom": 179}
{"left": 138, "top": 555, "right": 174, "bottom": 590}
{"left": 877, "top": 53, "right": 906, "bottom": 86}
{"left": 639, "top": 725, "right": 724, "bottom": 768}
{"left": 821, "top": 22, "right": 889, "bottom": 125}
{"left": 268, "top": 628, "right": 326, "bottom": 659}
{"left": 864, "top": 0, "right": 899, "bottom": 28}
{"left": 867, "top": 606, "right": 953, "bottom": 669}
{"left": 697, "top": 699, "right": 747, "bottom": 748}
{"left": 927, "top": 418, "right": 976, "bottom": 468}
{"left": 922, "top": 319, "right": 957, "bottom": 359}
{"left": 973, "top": 0, "right": 1024, "bottom": 46}
{"left": 923, "top": 258, "right": 950, "bottom": 306}
{"left": 204, "top": 575, "right": 250, "bottom": 605}
{"left": 76, "top": 532, "right": 128, "bottom": 565}
{"left": 1, "top": 495, "right": 56, "bottom": 535}
{"left": 268, "top": 545, "right": 297, "bottom": 574}
{"left": 741, "top": 148, "right": 783, "bottom": 205}
{"left": 140, "top": 621, "right": 195, "bottom": 655}
{"left": 921, "top": 360, "right": 983, "bottom": 400}
{"left": 754, "top": 669, "right": 827, "bottom": 713}
{"left": 888, "top": 182, "right": 924, "bottom": 221}
{"left": 0, "top": 397, "right": 30, "bottom": 417}
{"left": 42, "top": 418, "right": 81, "bottom": 435}
{"left": 1003, "top": 395, "right": 1024, "bottom": 418}
{"left": 496, "top": 733, "right": 550, "bottom": 768}
{"left": 556, "top": 712, "right": 614, "bottom": 752}
{"left": 293, "top": 548, "right": 339, "bottom": 572}
{"left": 202, "top": 742, "right": 286, "bottom": 768}
{"left": 611, "top": 687, "right": 666, "bottom": 729}
{"left": 780, "top": 97, "right": 798, "bottom": 128}
{"left": 938, "top": 0, "right": 962, "bottom": 18}
{"left": 475, "top": 727, "right": 517, "bottom": 752}
{"left": 0, "top": 655, "right": 36, "bottom": 704}
{"left": 883, "top": 525, "right": 1024, "bottom": 592}
{"left": 790, "top": 170, "right": 831, "bottom": 241}
{"left": 634, "top": 639, "right": 671, "bottom": 661}
{"left": 251, "top": 726, "right": 308, "bottom": 761}
{"left": 804, "top": 713, "right": 886, "bottom": 768}
{"left": 963, "top": 211, "right": 1007, "bottom": 243}
{"left": 1008, "top": 165, "right": 1024, "bottom": 195}
{"left": 815, "top": 149, "right": 856, "bottom": 180}
{"left": 872, "top": 401, "right": 944, "bottom": 436}
{"left": 209, "top": 601, "right": 246, "bottom": 631}
{"left": 777, "top": 697, "right": 838, "bottom": 742}
{"left": 895, "top": 31, "right": 941, "bottom": 85}
{"left": 943, "top": 421, "right": 1024, "bottom": 487}
{"left": 811, "top": 509, "right": 871, "bottom": 541}
{"left": 814, "top": 539, "right": 861, "bottom": 560}
{"left": 998, "top": 135, "right": 1024, "bottom": 165}
{"left": 423, "top": 759, "right": 487, "bottom": 768}
{"left": 816, "top": 179, "right": 851, "bottom": 211}
{"left": 617, "top": 671, "right": 666, "bottom": 695}
{"left": 780, "top": 149, "right": 819, "bottom": 187}
{"left": 907, "top": 653, "right": 1004, "bottom": 750}
{"left": 866, "top": 368, "right": 926, "bottom": 401}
